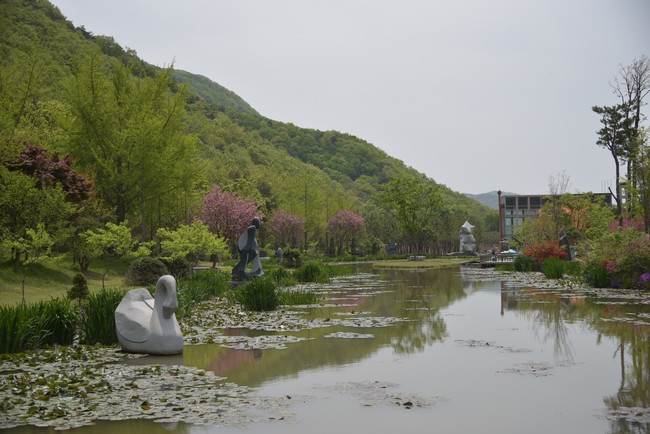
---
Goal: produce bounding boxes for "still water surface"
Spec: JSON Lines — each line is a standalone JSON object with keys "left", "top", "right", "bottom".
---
{"left": 12, "top": 265, "right": 650, "bottom": 433}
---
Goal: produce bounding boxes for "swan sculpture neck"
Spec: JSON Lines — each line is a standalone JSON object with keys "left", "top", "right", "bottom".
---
{"left": 155, "top": 275, "right": 178, "bottom": 319}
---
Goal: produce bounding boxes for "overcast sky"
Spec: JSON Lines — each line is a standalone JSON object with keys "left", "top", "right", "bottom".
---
{"left": 49, "top": 0, "right": 649, "bottom": 195}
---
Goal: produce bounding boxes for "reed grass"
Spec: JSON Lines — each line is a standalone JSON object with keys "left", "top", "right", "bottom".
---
{"left": 80, "top": 288, "right": 126, "bottom": 345}
{"left": 292, "top": 262, "right": 332, "bottom": 283}
{"left": 229, "top": 277, "right": 279, "bottom": 311}
{"left": 0, "top": 298, "right": 78, "bottom": 353}
{"left": 279, "top": 289, "right": 318, "bottom": 305}
{"left": 176, "top": 270, "right": 229, "bottom": 319}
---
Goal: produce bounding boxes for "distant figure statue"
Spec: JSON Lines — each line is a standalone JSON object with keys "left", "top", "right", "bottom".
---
{"left": 559, "top": 233, "right": 572, "bottom": 260}
{"left": 459, "top": 221, "right": 477, "bottom": 255}
{"left": 232, "top": 217, "right": 263, "bottom": 281}
{"left": 114, "top": 275, "right": 183, "bottom": 355}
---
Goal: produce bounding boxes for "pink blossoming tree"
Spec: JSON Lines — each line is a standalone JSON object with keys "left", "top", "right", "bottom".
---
{"left": 327, "top": 209, "right": 364, "bottom": 256}
{"left": 199, "top": 186, "right": 260, "bottom": 245}
{"left": 267, "top": 210, "right": 304, "bottom": 248}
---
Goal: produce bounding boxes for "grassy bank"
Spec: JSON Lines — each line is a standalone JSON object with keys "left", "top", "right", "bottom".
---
{"left": 0, "top": 255, "right": 131, "bottom": 306}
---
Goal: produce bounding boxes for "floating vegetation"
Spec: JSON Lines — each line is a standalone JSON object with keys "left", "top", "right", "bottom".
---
{"left": 324, "top": 332, "right": 375, "bottom": 339}
{"left": 454, "top": 339, "right": 533, "bottom": 354}
{"left": 0, "top": 346, "right": 305, "bottom": 430}
{"left": 315, "top": 380, "right": 441, "bottom": 409}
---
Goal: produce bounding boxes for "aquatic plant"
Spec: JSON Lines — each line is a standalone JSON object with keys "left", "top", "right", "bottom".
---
{"left": 230, "top": 277, "right": 279, "bottom": 311}
{"left": 582, "top": 263, "right": 610, "bottom": 288}
{"left": 279, "top": 289, "right": 318, "bottom": 305}
{"left": 513, "top": 255, "right": 536, "bottom": 272}
{"left": 0, "top": 298, "right": 77, "bottom": 353}
{"left": 176, "top": 270, "right": 229, "bottom": 319}
{"left": 80, "top": 288, "right": 126, "bottom": 345}
{"left": 541, "top": 257, "right": 565, "bottom": 279}
{"left": 293, "top": 262, "right": 332, "bottom": 283}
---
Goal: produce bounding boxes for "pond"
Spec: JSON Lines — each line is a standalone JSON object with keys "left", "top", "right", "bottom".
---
{"left": 3, "top": 264, "right": 650, "bottom": 433}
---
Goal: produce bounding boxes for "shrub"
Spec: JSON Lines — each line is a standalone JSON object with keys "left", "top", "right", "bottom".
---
{"left": 582, "top": 263, "right": 610, "bottom": 288}
{"left": 524, "top": 241, "right": 566, "bottom": 267}
{"left": 514, "top": 255, "right": 537, "bottom": 272}
{"left": 614, "top": 238, "right": 650, "bottom": 289}
{"left": 80, "top": 287, "right": 126, "bottom": 345}
{"left": 125, "top": 257, "right": 168, "bottom": 286}
{"left": 282, "top": 248, "right": 302, "bottom": 268}
{"left": 230, "top": 277, "right": 279, "bottom": 311}
{"left": 541, "top": 257, "right": 565, "bottom": 279}
{"left": 293, "top": 262, "right": 332, "bottom": 283}
{"left": 563, "top": 261, "right": 582, "bottom": 277}
{"left": 68, "top": 273, "right": 89, "bottom": 304}
{"left": 160, "top": 256, "right": 190, "bottom": 280}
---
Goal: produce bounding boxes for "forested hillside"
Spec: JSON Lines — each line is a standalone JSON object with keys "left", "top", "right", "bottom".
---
{"left": 0, "top": 0, "right": 497, "bottom": 263}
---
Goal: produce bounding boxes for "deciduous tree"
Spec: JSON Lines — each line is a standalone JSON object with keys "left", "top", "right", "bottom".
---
{"left": 327, "top": 209, "right": 364, "bottom": 255}
{"left": 157, "top": 221, "right": 228, "bottom": 268}
{"left": 199, "top": 186, "right": 259, "bottom": 244}
{"left": 267, "top": 210, "right": 304, "bottom": 248}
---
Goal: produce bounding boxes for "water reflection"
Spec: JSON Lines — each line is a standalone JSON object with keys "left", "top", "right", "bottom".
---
{"left": 499, "top": 283, "right": 650, "bottom": 433}
{"left": 5, "top": 266, "right": 650, "bottom": 433}
{"left": 183, "top": 266, "right": 466, "bottom": 387}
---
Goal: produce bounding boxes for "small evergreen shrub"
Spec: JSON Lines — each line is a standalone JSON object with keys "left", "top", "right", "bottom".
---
{"left": 160, "top": 256, "right": 190, "bottom": 280}
{"left": 282, "top": 248, "right": 302, "bottom": 268}
{"left": 68, "top": 273, "right": 89, "bottom": 304}
{"left": 582, "top": 263, "right": 610, "bottom": 288}
{"left": 514, "top": 255, "right": 537, "bottom": 272}
{"left": 230, "top": 277, "right": 279, "bottom": 311}
{"left": 293, "top": 262, "right": 332, "bottom": 283}
{"left": 125, "top": 257, "right": 168, "bottom": 286}
{"left": 541, "top": 257, "right": 565, "bottom": 279}
{"left": 81, "top": 287, "right": 126, "bottom": 345}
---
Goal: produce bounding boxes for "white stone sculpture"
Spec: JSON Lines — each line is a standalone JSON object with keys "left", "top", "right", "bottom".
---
{"left": 459, "top": 221, "right": 477, "bottom": 254}
{"left": 115, "top": 274, "right": 183, "bottom": 355}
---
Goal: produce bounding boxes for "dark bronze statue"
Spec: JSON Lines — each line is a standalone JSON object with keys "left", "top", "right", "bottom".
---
{"left": 232, "top": 217, "right": 263, "bottom": 281}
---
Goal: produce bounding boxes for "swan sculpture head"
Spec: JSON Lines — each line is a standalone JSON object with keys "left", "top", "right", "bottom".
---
{"left": 115, "top": 274, "right": 184, "bottom": 355}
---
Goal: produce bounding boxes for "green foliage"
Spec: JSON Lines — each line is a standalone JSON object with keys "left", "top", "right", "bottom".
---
{"left": 540, "top": 257, "right": 565, "bottom": 279}
{"left": 230, "top": 277, "right": 279, "bottom": 311}
{"left": 562, "top": 261, "right": 582, "bottom": 277}
{"left": 266, "top": 266, "right": 297, "bottom": 287}
{"left": 80, "top": 287, "right": 126, "bottom": 345}
{"left": 613, "top": 238, "right": 650, "bottom": 289}
{"left": 158, "top": 221, "right": 228, "bottom": 267}
{"left": 582, "top": 263, "right": 611, "bottom": 288}
{"left": 0, "top": 298, "right": 77, "bottom": 354}
{"left": 67, "top": 272, "right": 89, "bottom": 304}
{"left": 176, "top": 270, "right": 229, "bottom": 319}
{"left": 279, "top": 289, "right": 318, "bottom": 305}
{"left": 293, "top": 262, "right": 332, "bottom": 283}
{"left": 513, "top": 255, "right": 537, "bottom": 272}
{"left": 124, "top": 257, "right": 168, "bottom": 286}
{"left": 282, "top": 248, "right": 302, "bottom": 268}
{"left": 160, "top": 256, "right": 191, "bottom": 280}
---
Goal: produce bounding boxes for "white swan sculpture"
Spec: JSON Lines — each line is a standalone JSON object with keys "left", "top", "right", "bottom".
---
{"left": 115, "top": 275, "right": 184, "bottom": 355}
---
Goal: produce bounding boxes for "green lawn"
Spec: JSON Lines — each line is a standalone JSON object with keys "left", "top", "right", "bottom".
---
{"left": 0, "top": 255, "right": 132, "bottom": 306}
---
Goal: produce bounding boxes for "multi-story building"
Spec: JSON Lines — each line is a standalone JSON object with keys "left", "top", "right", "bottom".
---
{"left": 497, "top": 191, "right": 613, "bottom": 242}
